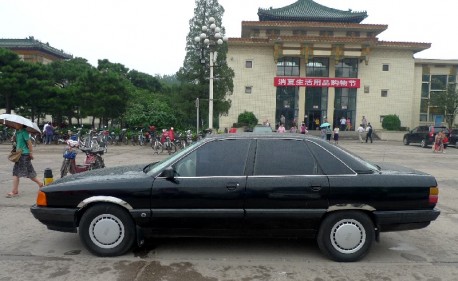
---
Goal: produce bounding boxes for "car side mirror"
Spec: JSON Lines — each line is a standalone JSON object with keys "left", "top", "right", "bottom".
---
{"left": 162, "top": 166, "right": 175, "bottom": 179}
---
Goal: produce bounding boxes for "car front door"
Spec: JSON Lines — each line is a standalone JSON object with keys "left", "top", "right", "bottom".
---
{"left": 244, "top": 139, "right": 329, "bottom": 232}
{"left": 151, "top": 139, "right": 251, "bottom": 231}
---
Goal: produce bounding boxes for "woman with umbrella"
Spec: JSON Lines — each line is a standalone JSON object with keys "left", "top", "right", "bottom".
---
{"left": 1, "top": 114, "right": 43, "bottom": 197}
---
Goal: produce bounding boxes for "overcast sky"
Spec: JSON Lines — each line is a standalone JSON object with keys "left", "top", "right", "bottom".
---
{"left": 1, "top": 0, "right": 456, "bottom": 76}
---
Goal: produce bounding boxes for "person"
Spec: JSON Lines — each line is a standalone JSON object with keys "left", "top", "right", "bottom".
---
{"left": 314, "top": 118, "right": 320, "bottom": 130}
{"left": 6, "top": 124, "right": 43, "bottom": 198}
{"left": 357, "top": 124, "right": 365, "bottom": 143}
{"left": 365, "top": 123, "right": 373, "bottom": 143}
{"left": 263, "top": 119, "right": 270, "bottom": 127}
{"left": 320, "top": 126, "right": 327, "bottom": 140}
{"left": 160, "top": 129, "right": 169, "bottom": 144}
{"left": 300, "top": 123, "right": 308, "bottom": 134}
{"left": 277, "top": 123, "right": 286, "bottom": 133}
{"left": 228, "top": 123, "right": 237, "bottom": 133}
{"left": 346, "top": 117, "right": 351, "bottom": 131}
{"left": 280, "top": 115, "right": 286, "bottom": 128}
{"left": 433, "top": 131, "right": 444, "bottom": 153}
{"left": 169, "top": 127, "right": 175, "bottom": 142}
{"left": 361, "top": 116, "right": 368, "bottom": 129}
{"left": 290, "top": 124, "right": 297, "bottom": 133}
{"left": 340, "top": 117, "right": 346, "bottom": 131}
{"left": 325, "top": 125, "right": 333, "bottom": 142}
{"left": 44, "top": 122, "right": 54, "bottom": 144}
{"left": 333, "top": 126, "right": 340, "bottom": 144}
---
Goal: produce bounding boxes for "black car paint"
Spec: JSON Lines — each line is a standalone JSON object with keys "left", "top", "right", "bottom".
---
{"left": 30, "top": 134, "right": 440, "bottom": 260}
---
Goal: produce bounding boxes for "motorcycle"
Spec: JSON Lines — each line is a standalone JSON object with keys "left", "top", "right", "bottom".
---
{"left": 60, "top": 140, "right": 105, "bottom": 178}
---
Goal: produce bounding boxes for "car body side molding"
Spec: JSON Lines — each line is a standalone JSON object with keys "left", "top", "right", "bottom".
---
{"left": 327, "top": 204, "right": 376, "bottom": 212}
{"left": 77, "top": 196, "right": 133, "bottom": 210}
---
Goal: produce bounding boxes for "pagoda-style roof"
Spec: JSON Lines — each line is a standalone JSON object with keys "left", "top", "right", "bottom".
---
{"left": 0, "top": 37, "right": 73, "bottom": 60}
{"left": 258, "top": 0, "right": 367, "bottom": 23}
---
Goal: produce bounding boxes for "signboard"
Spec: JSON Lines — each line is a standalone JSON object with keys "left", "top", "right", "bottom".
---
{"left": 274, "top": 77, "right": 360, "bottom": 88}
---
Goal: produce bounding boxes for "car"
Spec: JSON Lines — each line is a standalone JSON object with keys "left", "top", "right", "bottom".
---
{"left": 403, "top": 125, "right": 450, "bottom": 148}
{"left": 30, "top": 134, "right": 440, "bottom": 262}
{"left": 252, "top": 124, "right": 274, "bottom": 133}
{"left": 448, "top": 129, "right": 458, "bottom": 148}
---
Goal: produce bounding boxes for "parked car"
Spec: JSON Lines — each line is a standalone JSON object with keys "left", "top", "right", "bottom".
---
{"left": 252, "top": 124, "right": 274, "bottom": 133}
{"left": 403, "top": 125, "right": 450, "bottom": 148}
{"left": 31, "top": 134, "right": 440, "bottom": 262}
{"left": 448, "top": 129, "right": 458, "bottom": 148}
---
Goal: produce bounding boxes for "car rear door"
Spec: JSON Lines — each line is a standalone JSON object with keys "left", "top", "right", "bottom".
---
{"left": 151, "top": 139, "right": 251, "bottom": 230}
{"left": 244, "top": 139, "right": 329, "bottom": 231}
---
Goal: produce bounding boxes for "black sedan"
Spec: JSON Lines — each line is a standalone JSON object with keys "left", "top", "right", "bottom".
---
{"left": 31, "top": 134, "right": 440, "bottom": 262}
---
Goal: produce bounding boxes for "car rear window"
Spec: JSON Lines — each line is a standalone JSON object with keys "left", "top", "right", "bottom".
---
{"left": 253, "top": 139, "right": 319, "bottom": 175}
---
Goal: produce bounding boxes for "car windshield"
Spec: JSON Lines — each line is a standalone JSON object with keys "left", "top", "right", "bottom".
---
{"left": 143, "top": 140, "right": 201, "bottom": 175}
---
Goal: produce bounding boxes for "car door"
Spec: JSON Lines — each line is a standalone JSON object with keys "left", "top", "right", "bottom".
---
{"left": 151, "top": 138, "right": 251, "bottom": 230}
{"left": 412, "top": 126, "right": 427, "bottom": 143}
{"left": 244, "top": 139, "right": 329, "bottom": 231}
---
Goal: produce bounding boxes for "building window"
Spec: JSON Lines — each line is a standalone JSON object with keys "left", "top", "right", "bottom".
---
{"left": 293, "top": 30, "right": 307, "bottom": 36}
{"left": 335, "top": 58, "right": 358, "bottom": 78}
{"left": 382, "top": 64, "right": 389, "bottom": 71}
{"left": 251, "top": 29, "right": 260, "bottom": 38}
{"left": 245, "top": 60, "right": 253, "bottom": 68}
{"left": 364, "top": 85, "right": 370, "bottom": 93}
{"left": 277, "top": 57, "right": 300, "bottom": 76}
{"left": 319, "top": 30, "right": 334, "bottom": 37}
{"left": 245, "top": 86, "right": 252, "bottom": 94}
{"left": 306, "top": 58, "right": 329, "bottom": 77}
{"left": 266, "top": 29, "right": 280, "bottom": 37}
{"left": 381, "top": 90, "right": 388, "bottom": 97}
{"left": 346, "top": 31, "right": 360, "bottom": 37}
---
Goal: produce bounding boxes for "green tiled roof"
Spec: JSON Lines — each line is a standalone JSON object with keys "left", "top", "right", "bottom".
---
{"left": 0, "top": 37, "right": 72, "bottom": 59}
{"left": 258, "top": 0, "right": 367, "bottom": 23}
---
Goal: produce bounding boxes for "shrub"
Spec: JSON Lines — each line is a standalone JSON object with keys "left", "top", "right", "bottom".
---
{"left": 382, "top": 114, "right": 401, "bottom": 131}
{"left": 237, "top": 111, "right": 258, "bottom": 128}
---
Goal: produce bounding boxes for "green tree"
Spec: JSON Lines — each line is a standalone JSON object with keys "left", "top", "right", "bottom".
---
{"left": 430, "top": 84, "right": 458, "bottom": 128}
{"left": 177, "top": 0, "right": 234, "bottom": 129}
{"left": 237, "top": 111, "right": 258, "bottom": 127}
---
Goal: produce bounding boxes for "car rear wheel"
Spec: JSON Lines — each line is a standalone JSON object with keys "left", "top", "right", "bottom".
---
{"left": 455, "top": 141, "right": 458, "bottom": 149}
{"left": 317, "top": 211, "right": 374, "bottom": 262}
{"left": 403, "top": 137, "right": 410, "bottom": 145}
{"left": 420, "top": 139, "right": 427, "bottom": 148}
{"left": 79, "top": 203, "right": 135, "bottom": 257}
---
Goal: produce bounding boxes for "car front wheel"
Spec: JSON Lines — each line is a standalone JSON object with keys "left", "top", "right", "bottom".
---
{"left": 79, "top": 203, "right": 135, "bottom": 257}
{"left": 317, "top": 211, "right": 374, "bottom": 262}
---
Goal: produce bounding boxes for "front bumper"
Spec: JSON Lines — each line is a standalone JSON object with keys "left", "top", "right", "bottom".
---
{"left": 30, "top": 204, "right": 78, "bottom": 233}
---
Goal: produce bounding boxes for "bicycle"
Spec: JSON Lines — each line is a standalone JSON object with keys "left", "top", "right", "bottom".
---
{"left": 151, "top": 136, "right": 163, "bottom": 154}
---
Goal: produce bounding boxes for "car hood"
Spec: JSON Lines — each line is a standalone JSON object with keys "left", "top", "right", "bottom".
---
{"left": 48, "top": 164, "right": 148, "bottom": 186}
{"left": 375, "top": 162, "right": 429, "bottom": 176}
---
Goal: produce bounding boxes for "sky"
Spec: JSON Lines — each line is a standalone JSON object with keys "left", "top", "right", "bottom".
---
{"left": 1, "top": 0, "right": 457, "bottom": 76}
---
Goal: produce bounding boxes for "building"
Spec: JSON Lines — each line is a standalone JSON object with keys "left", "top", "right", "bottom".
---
{"left": 221, "top": 0, "right": 458, "bottom": 131}
{"left": 0, "top": 36, "right": 72, "bottom": 64}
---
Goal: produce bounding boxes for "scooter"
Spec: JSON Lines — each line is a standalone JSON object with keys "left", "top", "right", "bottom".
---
{"left": 60, "top": 140, "right": 105, "bottom": 178}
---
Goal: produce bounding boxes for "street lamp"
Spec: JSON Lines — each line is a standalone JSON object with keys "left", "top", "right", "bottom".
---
{"left": 194, "top": 17, "right": 228, "bottom": 130}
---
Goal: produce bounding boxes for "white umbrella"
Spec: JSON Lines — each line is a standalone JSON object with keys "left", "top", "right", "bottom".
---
{"left": 320, "top": 122, "right": 331, "bottom": 128}
{"left": 0, "top": 113, "right": 41, "bottom": 134}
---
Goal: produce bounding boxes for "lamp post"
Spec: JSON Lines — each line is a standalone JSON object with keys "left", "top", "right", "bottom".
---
{"left": 194, "top": 17, "right": 227, "bottom": 130}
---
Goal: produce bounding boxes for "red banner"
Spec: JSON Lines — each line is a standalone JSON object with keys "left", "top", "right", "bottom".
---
{"left": 274, "top": 77, "right": 360, "bottom": 88}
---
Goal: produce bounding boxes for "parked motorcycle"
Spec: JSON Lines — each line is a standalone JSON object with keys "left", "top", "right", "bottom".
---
{"left": 60, "top": 140, "right": 105, "bottom": 178}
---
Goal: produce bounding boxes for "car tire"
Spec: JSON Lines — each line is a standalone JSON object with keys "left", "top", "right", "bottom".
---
{"left": 420, "top": 139, "right": 427, "bottom": 148}
{"left": 403, "top": 137, "right": 410, "bottom": 145}
{"left": 317, "top": 211, "right": 375, "bottom": 262}
{"left": 455, "top": 141, "right": 458, "bottom": 149}
{"left": 79, "top": 203, "right": 136, "bottom": 257}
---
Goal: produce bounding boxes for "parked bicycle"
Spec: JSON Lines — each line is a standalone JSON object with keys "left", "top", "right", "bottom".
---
{"left": 60, "top": 140, "right": 105, "bottom": 178}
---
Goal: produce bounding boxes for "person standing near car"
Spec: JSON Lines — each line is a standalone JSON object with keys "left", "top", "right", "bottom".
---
{"left": 6, "top": 123, "right": 43, "bottom": 198}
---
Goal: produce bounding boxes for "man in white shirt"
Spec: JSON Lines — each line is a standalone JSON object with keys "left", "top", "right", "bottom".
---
{"left": 340, "top": 117, "right": 346, "bottom": 131}
{"left": 357, "top": 124, "right": 365, "bottom": 143}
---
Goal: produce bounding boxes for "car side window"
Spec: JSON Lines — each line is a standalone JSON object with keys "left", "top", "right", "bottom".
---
{"left": 175, "top": 139, "right": 250, "bottom": 177}
{"left": 254, "top": 139, "right": 319, "bottom": 175}
{"left": 306, "top": 141, "right": 354, "bottom": 175}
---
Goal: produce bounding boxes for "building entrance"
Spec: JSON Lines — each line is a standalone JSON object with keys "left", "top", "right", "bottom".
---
{"left": 276, "top": 87, "right": 298, "bottom": 130}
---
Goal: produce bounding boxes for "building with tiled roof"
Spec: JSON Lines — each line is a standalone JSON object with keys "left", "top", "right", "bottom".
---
{"left": 0, "top": 36, "right": 72, "bottom": 64}
{"left": 220, "top": 0, "right": 457, "bottom": 131}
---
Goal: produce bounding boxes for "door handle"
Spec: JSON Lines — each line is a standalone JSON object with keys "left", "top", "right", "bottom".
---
{"left": 311, "top": 185, "right": 322, "bottom": 192}
{"left": 226, "top": 183, "right": 240, "bottom": 190}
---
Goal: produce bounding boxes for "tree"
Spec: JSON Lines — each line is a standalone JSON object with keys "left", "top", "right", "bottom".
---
{"left": 177, "top": 0, "right": 234, "bottom": 129}
{"left": 430, "top": 84, "right": 458, "bottom": 128}
{"left": 237, "top": 111, "right": 258, "bottom": 128}
{"left": 382, "top": 114, "right": 401, "bottom": 131}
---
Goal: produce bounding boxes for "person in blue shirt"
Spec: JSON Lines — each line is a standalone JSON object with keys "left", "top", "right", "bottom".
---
{"left": 6, "top": 123, "right": 43, "bottom": 198}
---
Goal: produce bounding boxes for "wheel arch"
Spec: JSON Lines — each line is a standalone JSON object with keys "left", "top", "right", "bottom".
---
{"left": 76, "top": 196, "right": 133, "bottom": 225}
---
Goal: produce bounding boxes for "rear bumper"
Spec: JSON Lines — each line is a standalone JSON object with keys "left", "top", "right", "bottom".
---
{"left": 374, "top": 208, "right": 440, "bottom": 232}
{"left": 30, "top": 205, "right": 78, "bottom": 233}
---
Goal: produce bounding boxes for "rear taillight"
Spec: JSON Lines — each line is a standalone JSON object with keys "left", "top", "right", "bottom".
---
{"left": 429, "top": 186, "right": 439, "bottom": 205}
